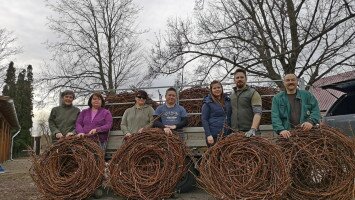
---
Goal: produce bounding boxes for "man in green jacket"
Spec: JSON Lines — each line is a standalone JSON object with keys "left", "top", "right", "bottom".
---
{"left": 271, "top": 74, "right": 320, "bottom": 138}
{"left": 48, "top": 90, "right": 80, "bottom": 143}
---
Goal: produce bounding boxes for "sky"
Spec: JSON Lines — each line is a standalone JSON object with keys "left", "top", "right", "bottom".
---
{"left": 0, "top": 0, "right": 196, "bottom": 135}
{"left": 0, "top": 0, "right": 195, "bottom": 73}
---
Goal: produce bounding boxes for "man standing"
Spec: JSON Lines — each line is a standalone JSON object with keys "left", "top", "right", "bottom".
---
{"left": 231, "top": 68, "right": 262, "bottom": 137}
{"left": 271, "top": 73, "right": 321, "bottom": 138}
{"left": 153, "top": 87, "right": 188, "bottom": 135}
{"left": 48, "top": 90, "right": 80, "bottom": 142}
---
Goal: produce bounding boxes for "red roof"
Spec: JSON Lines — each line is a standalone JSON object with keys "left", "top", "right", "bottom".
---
{"left": 310, "top": 70, "right": 355, "bottom": 111}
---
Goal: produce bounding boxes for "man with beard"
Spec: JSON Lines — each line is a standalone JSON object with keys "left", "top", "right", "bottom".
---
{"left": 230, "top": 68, "right": 262, "bottom": 137}
{"left": 271, "top": 73, "right": 320, "bottom": 138}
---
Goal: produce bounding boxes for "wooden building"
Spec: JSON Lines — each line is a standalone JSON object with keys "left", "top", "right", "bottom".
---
{"left": 0, "top": 96, "right": 20, "bottom": 163}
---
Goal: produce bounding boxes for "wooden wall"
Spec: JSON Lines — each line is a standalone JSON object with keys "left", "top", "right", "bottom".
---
{"left": 0, "top": 113, "right": 11, "bottom": 163}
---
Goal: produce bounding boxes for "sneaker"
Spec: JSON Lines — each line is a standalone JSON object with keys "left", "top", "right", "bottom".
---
{"left": 0, "top": 165, "right": 5, "bottom": 174}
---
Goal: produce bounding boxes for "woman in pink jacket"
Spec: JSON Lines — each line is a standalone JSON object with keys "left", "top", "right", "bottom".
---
{"left": 76, "top": 92, "right": 113, "bottom": 150}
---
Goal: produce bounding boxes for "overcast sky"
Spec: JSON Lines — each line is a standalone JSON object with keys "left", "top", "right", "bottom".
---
{"left": 0, "top": 0, "right": 195, "bottom": 73}
{"left": 0, "top": 0, "right": 196, "bottom": 134}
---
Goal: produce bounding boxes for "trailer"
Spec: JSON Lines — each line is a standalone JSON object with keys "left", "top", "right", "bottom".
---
{"left": 103, "top": 82, "right": 279, "bottom": 192}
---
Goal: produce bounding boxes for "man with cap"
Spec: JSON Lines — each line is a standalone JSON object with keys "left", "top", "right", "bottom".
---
{"left": 48, "top": 90, "right": 80, "bottom": 143}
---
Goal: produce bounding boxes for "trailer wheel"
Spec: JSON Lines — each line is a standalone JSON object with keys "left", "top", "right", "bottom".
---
{"left": 175, "top": 159, "right": 197, "bottom": 193}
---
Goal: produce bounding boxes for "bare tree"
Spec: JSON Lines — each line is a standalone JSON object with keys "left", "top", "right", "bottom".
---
{"left": 40, "top": 0, "right": 145, "bottom": 97}
{"left": 35, "top": 111, "right": 52, "bottom": 147}
{"left": 0, "top": 28, "right": 22, "bottom": 88}
{"left": 150, "top": 0, "right": 355, "bottom": 89}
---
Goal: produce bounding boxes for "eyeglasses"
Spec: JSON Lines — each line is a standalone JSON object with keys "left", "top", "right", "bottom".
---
{"left": 136, "top": 96, "right": 146, "bottom": 100}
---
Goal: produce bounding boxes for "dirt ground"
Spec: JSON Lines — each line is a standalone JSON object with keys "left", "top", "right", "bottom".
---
{"left": 0, "top": 157, "right": 213, "bottom": 200}
{"left": 0, "top": 158, "right": 43, "bottom": 200}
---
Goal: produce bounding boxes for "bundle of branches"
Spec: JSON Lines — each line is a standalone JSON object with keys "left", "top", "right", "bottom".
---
{"left": 277, "top": 125, "right": 355, "bottom": 200}
{"left": 109, "top": 128, "right": 191, "bottom": 199}
{"left": 198, "top": 133, "right": 290, "bottom": 199}
{"left": 179, "top": 87, "right": 210, "bottom": 127}
{"left": 254, "top": 86, "right": 279, "bottom": 125}
{"left": 30, "top": 137, "right": 105, "bottom": 200}
{"left": 105, "top": 91, "right": 159, "bottom": 130}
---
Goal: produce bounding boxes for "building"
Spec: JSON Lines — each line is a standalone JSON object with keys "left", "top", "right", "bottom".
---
{"left": 0, "top": 96, "right": 20, "bottom": 163}
{"left": 310, "top": 70, "right": 355, "bottom": 112}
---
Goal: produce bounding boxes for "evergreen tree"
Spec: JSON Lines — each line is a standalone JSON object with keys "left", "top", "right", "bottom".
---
{"left": 13, "top": 69, "right": 28, "bottom": 155}
{"left": 16, "top": 65, "right": 33, "bottom": 156}
{"left": 2, "top": 61, "right": 16, "bottom": 97}
{"left": 1, "top": 62, "right": 34, "bottom": 157}
{"left": 26, "top": 65, "right": 34, "bottom": 124}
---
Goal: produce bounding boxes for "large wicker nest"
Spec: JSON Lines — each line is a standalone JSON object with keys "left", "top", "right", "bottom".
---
{"left": 253, "top": 86, "right": 279, "bottom": 125}
{"left": 108, "top": 128, "right": 191, "bottom": 200}
{"left": 277, "top": 125, "right": 355, "bottom": 200}
{"left": 105, "top": 91, "right": 159, "bottom": 130}
{"left": 198, "top": 132, "right": 290, "bottom": 199}
{"left": 179, "top": 87, "right": 210, "bottom": 127}
{"left": 30, "top": 137, "right": 105, "bottom": 200}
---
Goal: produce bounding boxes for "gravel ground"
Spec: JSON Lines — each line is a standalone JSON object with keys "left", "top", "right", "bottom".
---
{"left": 0, "top": 158, "right": 214, "bottom": 200}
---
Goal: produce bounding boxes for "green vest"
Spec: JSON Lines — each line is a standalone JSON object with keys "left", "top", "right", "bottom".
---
{"left": 230, "top": 86, "right": 255, "bottom": 131}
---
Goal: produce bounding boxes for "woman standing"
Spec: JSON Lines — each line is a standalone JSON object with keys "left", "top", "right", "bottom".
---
{"left": 48, "top": 90, "right": 80, "bottom": 143}
{"left": 201, "top": 80, "right": 231, "bottom": 147}
{"left": 121, "top": 90, "right": 155, "bottom": 138}
{"left": 76, "top": 92, "right": 113, "bottom": 150}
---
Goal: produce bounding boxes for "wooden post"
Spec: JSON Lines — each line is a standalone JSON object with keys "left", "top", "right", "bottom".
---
{"left": 0, "top": 119, "right": 4, "bottom": 163}
{"left": 5, "top": 122, "right": 10, "bottom": 160}
{"left": 34, "top": 137, "right": 41, "bottom": 155}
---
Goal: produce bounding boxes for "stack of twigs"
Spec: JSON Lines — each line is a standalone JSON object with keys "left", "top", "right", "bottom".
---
{"left": 277, "top": 125, "right": 355, "bottom": 200}
{"left": 108, "top": 128, "right": 190, "bottom": 199}
{"left": 30, "top": 137, "right": 105, "bottom": 199}
{"left": 105, "top": 91, "right": 158, "bottom": 130}
{"left": 254, "top": 86, "right": 279, "bottom": 125}
{"left": 179, "top": 87, "right": 210, "bottom": 127}
{"left": 198, "top": 132, "right": 290, "bottom": 199}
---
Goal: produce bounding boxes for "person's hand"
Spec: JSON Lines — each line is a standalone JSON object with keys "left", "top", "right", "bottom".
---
{"left": 280, "top": 130, "right": 291, "bottom": 138}
{"left": 88, "top": 129, "right": 97, "bottom": 135}
{"left": 138, "top": 128, "right": 144, "bottom": 133}
{"left": 165, "top": 125, "right": 176, "bottom": 130}
{"left": 207, "top": 135, "right": 214, "bottom": 144}
{"left": 301, "top": 122, "right": 313, "bottom": 131}
{"left": 245, "top": 128, "right": 256, "bottom": 137}
{"left": 77, "top": 133, "right": 85, "bottom": 137}
{"left": 66, "top": 132, "right": 74, "bottom": 137}
{"left": 163, "top": 127, "right": 173, "bottom": 135}
{"left": 56, "top": 133, "right": 63, "bottom": 139}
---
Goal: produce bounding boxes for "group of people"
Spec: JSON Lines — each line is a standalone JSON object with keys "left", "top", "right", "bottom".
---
{"left": 48, "top": 88, "right": 188, "bottom": 150}
{"left": 201, "top": 69, "right": 320, "bottom": 145}
{"left": 48, "top": 68, "right": 321, "bottom": 149}
{"left": 48, "top": 92, "right": 113, "bottom": 150}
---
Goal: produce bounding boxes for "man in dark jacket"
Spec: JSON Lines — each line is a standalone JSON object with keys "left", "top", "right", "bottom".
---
{"left": 48, "top": 90, "right": 80, "bottom": 143}
{"left": 271, "top": 74, "right": 321, "bottom": 138}
{"left": 230, "top": 69, "right": 262, "bottom": 137}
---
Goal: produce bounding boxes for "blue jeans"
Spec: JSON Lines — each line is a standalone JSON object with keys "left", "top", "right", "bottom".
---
{"left": 98, "top": 141, "right": 107, "bottom": 151}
